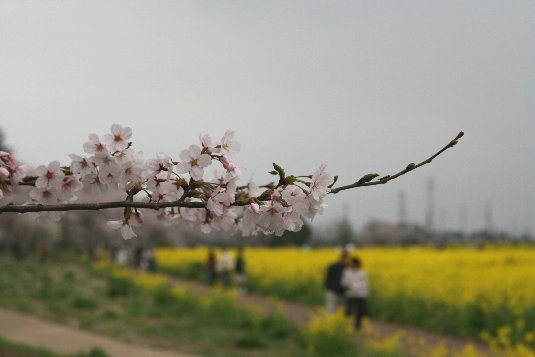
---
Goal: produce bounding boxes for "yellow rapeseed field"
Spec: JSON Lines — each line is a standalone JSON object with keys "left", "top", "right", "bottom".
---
{"left": 156, "top": 245, "right": 535, "bottom": 353}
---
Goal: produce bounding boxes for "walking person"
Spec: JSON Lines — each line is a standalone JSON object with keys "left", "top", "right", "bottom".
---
{"left": 341, "top": 256, "right": 370, "bottom": 329}
{"left": 234, "top": 247, "right": 247, "bottom": 293}
{"left": 324, "top": 250, "right": 348, "bottom": 313}
{"left": 217, "top": 247, "right": 234, "bottom": 288}
{"left": 206, "top": 248, "right": 217, "bottom": 286}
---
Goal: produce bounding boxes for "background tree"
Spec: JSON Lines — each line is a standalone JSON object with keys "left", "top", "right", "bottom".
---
{"left": 0, "top": 128, "right": 10, "bottom": 152}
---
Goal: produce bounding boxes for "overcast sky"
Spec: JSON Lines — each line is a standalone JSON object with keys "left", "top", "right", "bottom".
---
{"left": 1, "top": 1, "right": 533, "bottom": 234}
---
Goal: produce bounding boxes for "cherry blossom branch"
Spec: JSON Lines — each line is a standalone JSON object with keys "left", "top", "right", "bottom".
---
{"left": 0, "top": 124, "right": 464, "bottom": 239}
{"left": 0, "top": 131, "right": 464, "bottom": 213}
{"left": 329, "top": 131, "right": 464, "bottom": 194}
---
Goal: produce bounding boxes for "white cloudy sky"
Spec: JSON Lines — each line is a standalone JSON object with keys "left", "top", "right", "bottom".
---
{"left": 1, "top": 1, "right": 533, "bottom": 234}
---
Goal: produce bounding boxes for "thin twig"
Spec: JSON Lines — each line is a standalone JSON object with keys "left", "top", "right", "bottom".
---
{"left": 0, "top": 198, "right": 254, "bottom": 214}
{"left": 329, "top": 131, "right": 464, "bottom": 194}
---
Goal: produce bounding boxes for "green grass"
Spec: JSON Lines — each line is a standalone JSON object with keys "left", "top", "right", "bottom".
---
{"left": 0, "top": 256, "right": 403, "bottom": 357}
{"left": 0, "top": 336, "right": 61, "bottom": 357}
{"left": 0, "top": 336, "right": 109, "bottom": 357}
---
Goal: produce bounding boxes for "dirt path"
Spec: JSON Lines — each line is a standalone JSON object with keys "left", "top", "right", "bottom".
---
{"left": 0, "top": 309, "right": 199, "bottom": 357}
{"left": 166, "top": 276, "right": 496, "bottom": 357}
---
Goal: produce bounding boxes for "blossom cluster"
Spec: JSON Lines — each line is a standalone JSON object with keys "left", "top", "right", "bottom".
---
{"left": 0, "top": 151, "right": 27, "bottom": 200}
{"left": 1, "top": 124, "right": 334, "bottom": 239}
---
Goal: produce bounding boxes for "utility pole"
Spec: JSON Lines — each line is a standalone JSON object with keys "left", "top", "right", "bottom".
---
{"left": 484, "top": 202, "right": 493, "bottom": 235}
{"left": 398, "top": 191, "right": 407, "bottom": 227}
{"left": 425, "top": 178, "right": 435, "bottom": 235}
{"left": 460, "top": 204, "right": 468, "bottom": 237}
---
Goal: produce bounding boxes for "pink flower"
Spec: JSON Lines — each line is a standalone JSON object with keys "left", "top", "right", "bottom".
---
{"left": 177, "top": 145, "right": 212, "bottom": 180}
{"left": 250, "top": 202, "right": 260, "bottom": 213}
{"left": 258, "top": 202, "right": 287, "bottom": 236}
{"left": 29, "top": 187, "right": 60, "bottom": 203}
{"left": 283, "top": 211, "right": 304, "bottom": 232}
{"left": 61, "top": 176, "right": 83, "bottom": 197}
{"left": 245, "top": 179, "right": 262, "bottom": 197}
{"left": 303, "top": 195, "right": 327, "bottom": 220}
{"left": 107, "top": 220, "right": 137, "bottom": 240}
{"left": 0, "top": 167, "right": 9, "bottom": 180}
{"left": 158, "top": 180, "right": 184, "bottom": 201}
{"left": 281, "top": 185, "right": 307, "bottom": 212}
{"left": 102, "top": 124, "right": 132, "bottom": 152}
{"left": 199, "top": 134, "right": 219, "bottom": 153}
{"left": 219, "top": 155, "right": 236, "bottom": 172}
{"left": 35, "top": 161, "right": 65, "bottom": 189}
{"left": 83, "top": 134, "right": 107, "bottom": 157}
{"left": 309, "top": 163, "right": 333, "bottom": 201}
{"left": 220, "top": 131, "right": 241, "bottom": 157}
{"left": 143, "top": 153, "right": 173, "bottom": 181}
{"left": 69, "top": 154, "right": 94, "bottom": 177}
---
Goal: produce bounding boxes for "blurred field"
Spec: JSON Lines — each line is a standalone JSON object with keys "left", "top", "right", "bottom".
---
{"left": 0, "top": 256, "right": 403, "bottom": 357}
{"left": 156, "top": 246, "right": 535, "bottom": 354}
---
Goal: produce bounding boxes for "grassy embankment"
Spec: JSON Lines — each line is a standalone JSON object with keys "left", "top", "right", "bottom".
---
{"left": 0, "top": 255, "right": 402, "bottom": 357}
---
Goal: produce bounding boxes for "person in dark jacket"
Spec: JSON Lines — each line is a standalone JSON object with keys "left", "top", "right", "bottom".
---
{"left": 234, "top": 247, "right": 247, "bottom": 293}
{"left": 206, "top": 248, "right": 217, "bottom": 286}
{"left": 324, "top": 250, "right": 348, "bottom": 313}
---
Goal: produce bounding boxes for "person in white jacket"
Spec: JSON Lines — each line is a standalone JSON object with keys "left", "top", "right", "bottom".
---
{"left": 341, "top": 256, "right": 370, "bottom": 329}
{"left": 217, "top": 247, "right": 234, "bottom": 288}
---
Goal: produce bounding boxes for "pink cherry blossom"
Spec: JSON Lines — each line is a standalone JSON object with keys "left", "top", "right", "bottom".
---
{"left": 283, "top": 210, "right": 304, "bottom": 232}
{"left": 35, "top": 161, "right": 65, "bottom": 189}
{"left": 102, "top": 124, "right": 132, "bottom": 152}
{"left": 220, "top": 131, "right": 241, "bottom": 157}
{"left": 258, "top": 202, "right": 287, "bottom": 236}
{"left": 61, "top": 176, "right": 83, "bottom": 198}
{"left": 0, "top": 167, "right": 9, "bottom": 180}
{"left": 69, "top": 154, "right": 94, "bottom": 177}
{"left": 29, "top": 187, "right": 60, "bottom": 203}
{"left": 83, "top": 134, "right": 107, "bottom": 157}
{"left": 107, "top": 220, "right": 137, "bottom": 240}
{"left": 177, "top": 145, "right": 212, "bottom": 180}
{"left": 309, "top": 163, "right": 333, "bottom": 201}
{"left": 250, "top": 202, "right": 260, "bottom": 213}
{"left": 157, "top": 180, "right": 184, "bottom": 202}
{"left": 143, "top": 152, "right": 173, "bottom": 181}
{"left": 281, "top": 185, "right": 307, "bottom": 213}
{"left": 219, "top": 155, "right": 236, "bottom": 171}
{"left": 199, "top": 133, "right": 219, "bottom": 153}
{"left": 117, "top": 151, "right": 144, "bottom": 189}
{"left": 245, "top": 179, "right": 263, "bottom": 198}
{"left": 303, "top": 195, "right": 327, "bottom": 220}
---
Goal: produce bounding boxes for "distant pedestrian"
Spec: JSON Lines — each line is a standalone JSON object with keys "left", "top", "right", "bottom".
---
{"left": 341, "top": 257, "right": 370, "bottom": 329}
{"left": 39, "top": 243, "right": 48, "bottom": 263}
{"left": 234, "top": 248, "right": 247, "bottom": 293}
{"left": 324, "top": 250, "right": 348, "bottom": 313}
{"left": 217, "top": 247, "right": 234, "bottom": 288}
{"left": 206, "top": 248, "right": 217, "bottom": 285}
{"left": 146, "top": 249, "right": 157, "bottom": 272}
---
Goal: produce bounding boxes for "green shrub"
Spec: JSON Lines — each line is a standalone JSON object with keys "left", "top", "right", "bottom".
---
{"left": 261, "top": 312, "right": 296, "bottom": 339}
{"left": 152, "top": 284, "right": 175, "bottom": 307}
{"left": 106, "top": 276, "right": 137, "bottom": 297}
{"left": 71, "top": 296, "right": 98, "bottom": 310}
{"left": 76, "top": 347, "right": 110, "bottom": 357}
{"left": 234, "top": 331, "right": 267, "bottom": 349}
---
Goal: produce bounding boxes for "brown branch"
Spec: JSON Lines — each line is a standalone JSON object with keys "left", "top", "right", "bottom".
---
{"left": 329, "top": 131, "right": 464, "bottom": 194}
{"left": 0, "top": 198, "right": 255, "bottom": 214}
